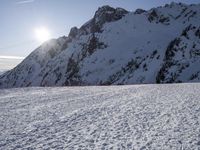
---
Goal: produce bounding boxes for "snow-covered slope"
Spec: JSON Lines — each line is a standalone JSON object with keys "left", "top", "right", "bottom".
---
{"left": 1, "top": 2, "right": 200, "bottom": 88}
{"left": 1, "top": 83, "right": 200, "bottom": 149}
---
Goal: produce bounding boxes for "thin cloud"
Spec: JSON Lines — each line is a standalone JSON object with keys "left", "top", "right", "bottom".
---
{"left": 16, "top": 0, "right": 35, "bottom": 4}
{"left": 0, "top": 56, "right": 25, "bottom": 60}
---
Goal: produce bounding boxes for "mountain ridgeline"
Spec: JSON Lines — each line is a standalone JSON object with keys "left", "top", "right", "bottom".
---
{"left": 1, "top": 2, "right": 200, "bottom": 88}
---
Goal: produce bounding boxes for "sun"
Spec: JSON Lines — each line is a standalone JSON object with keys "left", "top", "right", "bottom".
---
{"left": 34, "top": 27, "right": 51, "bottom": 43}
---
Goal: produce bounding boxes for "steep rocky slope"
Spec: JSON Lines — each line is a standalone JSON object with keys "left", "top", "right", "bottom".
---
{"left": 0, "top": 2, "right": 200, "bottom": 88}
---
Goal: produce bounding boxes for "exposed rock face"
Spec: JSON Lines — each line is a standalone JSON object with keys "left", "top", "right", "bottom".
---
{"left": 156, "top": 25, "right": 200, "bottom": 83}
{"left": 1, "top": 3, "right": 200, "bottom": 88}
{"left": 79, "top": 5, "right": 129, "bottom": 34}
{"left": 134, "top": 8, "right": 146, "bottom": 14}
{"left": 69, "top": 27, "right": 79, "bottom": 38}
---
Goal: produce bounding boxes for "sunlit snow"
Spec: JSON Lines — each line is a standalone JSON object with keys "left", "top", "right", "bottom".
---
{"left": 0, "top": 84, "right": 200, "bottom": 149}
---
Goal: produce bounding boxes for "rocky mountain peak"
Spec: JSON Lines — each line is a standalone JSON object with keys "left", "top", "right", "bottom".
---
{"left": 94, "top": 5, "right": 128, "bottom": 24}
{"left": 169, "top": 2, "right": 186, "bottom": 7}
{"left": 134, "top": 8, "right": 146, "bottom": 14}
{"left": 78, "top": 5, "right": 128, "bottom": 34}
{"left": 68, "top": 26, "right": 79, "bottom": 38}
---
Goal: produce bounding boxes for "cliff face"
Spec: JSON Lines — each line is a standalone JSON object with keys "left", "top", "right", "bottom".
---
{"left": 1, "top": 3, "right": 200, "bottom": 88}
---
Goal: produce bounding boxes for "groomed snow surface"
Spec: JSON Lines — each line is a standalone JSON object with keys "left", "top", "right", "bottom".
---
{"left": 0, "top": 84, "right": 200, "bottom": 149}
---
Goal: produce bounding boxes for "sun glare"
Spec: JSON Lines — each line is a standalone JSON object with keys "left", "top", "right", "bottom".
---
{"left": 34, "top": 27, "right": 51, "bottom": 43}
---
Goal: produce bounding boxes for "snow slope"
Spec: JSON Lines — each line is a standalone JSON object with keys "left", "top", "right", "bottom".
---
{"left": 1, "top": 83, "right": 200, "bottom": 149}
{"left": 0, "top": 2, "right": 200, "bottom": 88}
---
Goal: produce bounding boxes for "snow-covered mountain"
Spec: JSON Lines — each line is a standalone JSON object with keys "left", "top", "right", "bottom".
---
{"left": 1, "top": 2, "right": 200, "bottom": 88}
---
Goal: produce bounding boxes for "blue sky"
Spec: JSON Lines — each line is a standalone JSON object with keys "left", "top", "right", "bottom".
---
{"left": 0, "top": 0, "right": 199, "bottom": 58}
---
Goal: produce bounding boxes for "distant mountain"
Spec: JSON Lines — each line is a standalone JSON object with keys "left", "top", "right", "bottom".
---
{"left": 0, "top": 70, "right": 6, "bottom": 76}
{"left": 0, "top": 2, "right": 200, "bottom": 88}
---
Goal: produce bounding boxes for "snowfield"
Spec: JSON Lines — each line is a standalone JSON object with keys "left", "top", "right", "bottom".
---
{"left": 0, "top": 84, "right": 200, "bottom": 149}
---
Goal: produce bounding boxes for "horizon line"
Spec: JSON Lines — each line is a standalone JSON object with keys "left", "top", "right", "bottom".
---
{"left": 0, "top": 55, "right": 25, "bottom": 60}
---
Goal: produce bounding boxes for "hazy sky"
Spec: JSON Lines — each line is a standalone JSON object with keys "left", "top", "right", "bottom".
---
{"left": 0, "top": 0, "right": 199, "bottom": 58}
{"left": 0, "top": 57, "right": 23, "bottom": 71}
